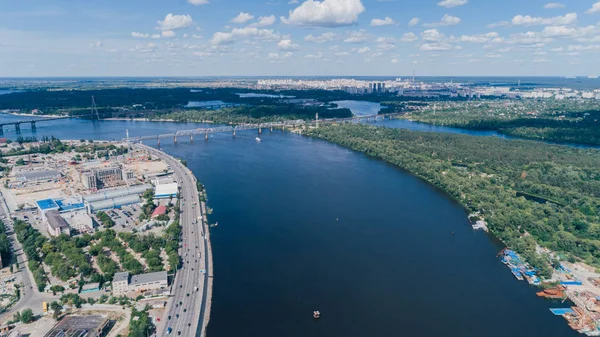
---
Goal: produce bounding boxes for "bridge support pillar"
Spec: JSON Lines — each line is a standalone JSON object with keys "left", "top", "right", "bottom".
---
{"left": 174, "top": 136, "right": 177, "bottom": 144}
{"left": 190, "top": 134, "right": 193, "bottom": 143}
{"left": 15, "top": 124, "right": 20, "bottom": 134}
{"left": 30, "top": 121, "right": 36, "bottom": 131}
{"left": 233, "top": 130, "right": 236, "bottom": 138}
{"left": 157, "top": 138, "right": 160, "bottom": 146}
{"left": 0, "top": 126, "right": 3, "bottom": 135}
{"left": 205, "top": 133, "right": 208, "bottom": 141}
{"left": 258, "top": 127, "right": 262, "bottom": 135}
{"left": 270, "top": 126, "right": 273, "bottom": 132}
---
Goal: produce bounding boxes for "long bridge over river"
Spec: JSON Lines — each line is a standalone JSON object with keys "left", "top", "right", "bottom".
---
{"left": 126, "top": 113, "right": 400, "bottom": 144}
{"left": 0, "top": 116, "right": 70, "bottom": 135}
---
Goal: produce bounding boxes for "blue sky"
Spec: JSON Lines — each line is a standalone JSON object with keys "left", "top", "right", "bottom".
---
{"left": 1, "top": 0, "right": 600, "bottom": 77}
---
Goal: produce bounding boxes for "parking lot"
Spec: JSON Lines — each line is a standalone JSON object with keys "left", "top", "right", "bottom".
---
{"left": 93, "top": 203, "right": 143, "bottom": 232}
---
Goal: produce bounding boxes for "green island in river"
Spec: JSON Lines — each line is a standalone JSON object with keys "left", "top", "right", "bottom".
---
{"left": 306, "top": 123, "right": 600, "bottom": 278}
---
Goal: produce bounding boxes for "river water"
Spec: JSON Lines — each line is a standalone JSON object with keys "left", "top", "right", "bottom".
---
{"left": 0, "top": 112, "right": 582, "bottom": 337}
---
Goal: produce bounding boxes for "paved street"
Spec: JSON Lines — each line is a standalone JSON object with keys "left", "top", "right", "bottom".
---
{"left": 0, "top": 188, "right": 56, "bottom": 320}
{"left": 137, "top": 144, "right": 212, "bottom": 337}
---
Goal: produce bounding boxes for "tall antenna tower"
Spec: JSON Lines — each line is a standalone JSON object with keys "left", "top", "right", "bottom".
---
{"left": 91, "top": 96, "right": 101, "bottom": 120}
{"left": 412, "top": 70, "right": 415, "bottom": 83}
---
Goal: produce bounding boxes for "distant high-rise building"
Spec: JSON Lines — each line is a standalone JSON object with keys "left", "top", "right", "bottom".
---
{"left": 377, "top": 83, "right": 382, "bottom": 93}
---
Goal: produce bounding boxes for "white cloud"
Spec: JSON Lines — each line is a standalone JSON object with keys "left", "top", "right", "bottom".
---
{"left": 458, "top": 32, "right": 502, "bottom": 43}
{"left": 408, "top": 18, "right": 420, "bottom": 27}
{"left": 343, "top": 30, "right": 368, "bottom": 43}
{"left": 438, "top": 0, "right": 467, "bottom": 8}
{"left": 188, "top": 0, "right": 209, "bottom": 5}
{"left": 541, "top": 25, "right": 597, "bottom": 38}
{"left": 278, "top": 39, "right": 300, "bottom": 50}
{"left": 400, "top": 32, "right": 418, "bottom": 42}
{"left": 424, "top": 14, "right": 461, "bottom": 27}
{"left": 567, "top": 44, "right": 600, "bottom": 51}
{"left": 304, "top": 32, "right": 338, "bottom": 43}
{"left": 281, "top": 0, "right": 365, "bottom": 27}
{"left": 511, "top": 13, "right": 577, "bottom": 26}
{"left": 211, "top": 32, "right": 234, "bottom": 45}
{"left": 421, "top": 29, "right": 445, "bottom": 42}
{"left": 132, "top": 32, "right": 150, "bottom": 38}
{"left": 90, "top": 41, "right": 103, "bottom": 48}
{"left": 231, "top": 12, "right": 254, "bottom": 24}
{"left": 391, "top": 58, "right": 399, "bottom": 64}
{"left": 544, "top": 3, "right": 565, "bottom": 9}
{"left": 587, "top": 2, "right": 600, "bottom": 14}
{"left": 335, "top": 52, "right": 349, "bottom": 56}
{"left": 370, "top": 17, "right": 395, "bottom": 26}
{"left": 357, "top": 46, "right": 370, "bottom": 53}
{"left": 268, "top": 52, "right": 293, "bottom": 59}
{"left": 162, "top": 31, "right": 176, "bottom": 38}
{"left": 151, "top": 34, "right": 161, "bottom": 39}
{"left": 231, "top": 27, "right": 280, "bottom": 41}
{"left": 251, "top": 15, "right": 276, "bottom": 27}
{"left": 505, "top": 31, "right": 551, "bottom": 46}
{"left": 157, "top": 14, "right": 193, "bottom": 31}
{"left": 130, "top": 43, "right": 157, "bottom": 53}
{"left": 550, "top": 46, "right": 564, "bottom": 51}
{"left": 485, "top": 53, "right": 501, "bottom": 58}
{"left": 194, "top": 51, "right": 214, "bottom": 57}
{"left": 420, "top": 43, "right": 452, "bottom": 51}
{"left": 304, "top": 52, "right": 323, "bottom": 59}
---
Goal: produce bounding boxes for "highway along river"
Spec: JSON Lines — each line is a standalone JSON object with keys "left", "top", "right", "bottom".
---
{"left": 0, "top": 114, "right": 581, "bottom": 337}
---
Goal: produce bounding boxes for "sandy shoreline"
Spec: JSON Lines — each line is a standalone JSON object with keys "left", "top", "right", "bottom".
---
{"left": 2, "top": 112, "right": 67, "bottom": 118}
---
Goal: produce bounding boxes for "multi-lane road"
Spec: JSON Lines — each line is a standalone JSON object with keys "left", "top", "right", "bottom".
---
{"left": 136, "top": 144, "right": 212, "bottom": 337}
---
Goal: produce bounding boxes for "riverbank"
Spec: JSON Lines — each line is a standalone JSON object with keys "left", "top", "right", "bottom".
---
{"left": 1, "top": 112, "right": 67, "bottom": 118}
{"left": 305, "top": 124, "right": 600, "bottom": 271}
{"left": 305, "top": 123, "right": 600, "bottom": 334}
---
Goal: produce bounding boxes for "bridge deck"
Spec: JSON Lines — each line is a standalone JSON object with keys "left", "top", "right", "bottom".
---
{"left": 127, "top": 113, "right": 399, "bottom": 142}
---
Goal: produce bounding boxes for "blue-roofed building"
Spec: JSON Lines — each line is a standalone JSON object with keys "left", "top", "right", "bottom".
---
{"left": 36, "top": 199, "right": 60, "bottom": 219}
{"left": 55, "top": 199, "right": 86, "bottom": 212}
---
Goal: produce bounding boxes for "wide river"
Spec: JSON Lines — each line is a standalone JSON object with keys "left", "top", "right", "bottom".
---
{"left": 0, "top": 112, "right": 581, "bottom": 337}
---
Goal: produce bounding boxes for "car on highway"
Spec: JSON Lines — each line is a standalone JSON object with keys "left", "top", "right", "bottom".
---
{"left": 167, "top": 327, "right": 172, "bottom": 334}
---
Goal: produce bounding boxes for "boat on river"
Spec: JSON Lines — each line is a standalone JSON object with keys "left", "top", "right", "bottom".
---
{"left": 313, "top": 311, "right": 321, "bottom": 319}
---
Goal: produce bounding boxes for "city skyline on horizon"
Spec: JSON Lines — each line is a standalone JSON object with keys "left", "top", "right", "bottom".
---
{"left": 2, "top": 0, "right": 600, "bottom": 77}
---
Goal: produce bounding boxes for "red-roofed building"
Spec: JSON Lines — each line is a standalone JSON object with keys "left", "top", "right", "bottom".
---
{"left": 151, "top": 205, "right": 167, "bottom": 218}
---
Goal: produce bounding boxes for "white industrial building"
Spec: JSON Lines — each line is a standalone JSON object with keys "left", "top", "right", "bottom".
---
{"left": 154, "top": 180, "right": 178, "bottom": 199}
{"left": 62, "top": 210, "right": 95, "bottom": 234}
{"left": 83, "top": 184, "right": 151, "bottom": 212}
{"left": 112, "top": 271, "right": 169, "bottom": 296}
{"left": 15, "top": 169, "right": 61, "bottom": 183}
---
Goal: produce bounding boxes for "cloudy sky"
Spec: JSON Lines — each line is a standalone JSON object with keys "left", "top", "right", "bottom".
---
{"left": 1, "top": 0, "right": 600, "bottom": 77}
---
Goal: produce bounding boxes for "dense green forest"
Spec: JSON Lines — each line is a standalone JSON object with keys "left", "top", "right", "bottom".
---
{"left": 307, "top": 124, "right": 600, "bottom": 277}
{"left": 402, "top": 100, "right": 600, "bottom": 146}
{"left": 154, "top": 104, "right": 352, "bottom": 123}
